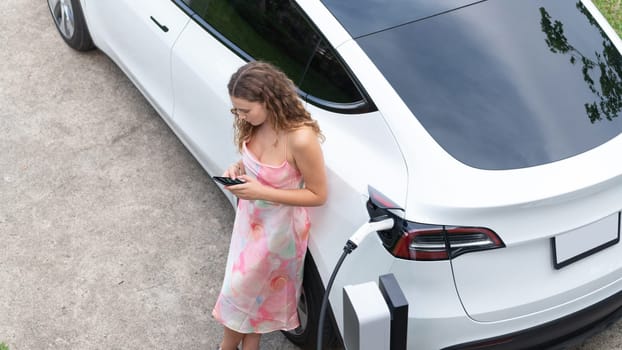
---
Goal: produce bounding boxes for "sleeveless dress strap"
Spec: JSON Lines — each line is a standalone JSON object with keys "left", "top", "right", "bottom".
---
{"left": 284, "top": 132, "right": 289, "bottom": 166}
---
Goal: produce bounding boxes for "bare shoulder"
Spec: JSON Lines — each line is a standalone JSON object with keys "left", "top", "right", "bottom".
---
{"left": 288, "top": 126, "right": 321, "bottom": 151}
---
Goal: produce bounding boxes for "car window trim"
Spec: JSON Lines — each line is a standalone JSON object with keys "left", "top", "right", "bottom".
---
{"left": 171, "top": 0, "right": 376, "bottom": 114}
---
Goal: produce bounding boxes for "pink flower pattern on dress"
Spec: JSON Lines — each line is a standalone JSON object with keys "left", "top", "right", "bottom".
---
{"left": 212, "top": 143, "right": 311, "bottom": 333}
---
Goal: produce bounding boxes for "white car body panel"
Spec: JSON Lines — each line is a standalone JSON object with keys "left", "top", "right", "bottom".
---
{"left": 302, "top": 105, "right": 408, "bottom": 330}
{"left": 82, "top": 0, "right": 189, "bottom": 118}
{"left": 454, "top": 232, "right": 622, "bottom": 322}
{"left": 170, "top": 19, "right": 244, "bottom": 205}
{"left": 403, "top": 271, "right": 622, "bottom": 349}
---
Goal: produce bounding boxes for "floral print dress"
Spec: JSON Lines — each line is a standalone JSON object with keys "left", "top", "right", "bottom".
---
{"left": 212, "top": 142, "right": 311, "bottom": 333}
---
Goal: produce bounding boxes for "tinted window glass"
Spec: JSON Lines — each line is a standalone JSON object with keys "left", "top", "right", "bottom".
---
{"left": 320, "top": 0, "right": 483, "bottom": 38}
{"left": 186, "top": 0, "right": 364, "bottom": 107}
{"left": 299, "top": 40, "right": 365, "bottom": 105}
{"left": 357, "top": 0, "right": 622, "bottom": 169}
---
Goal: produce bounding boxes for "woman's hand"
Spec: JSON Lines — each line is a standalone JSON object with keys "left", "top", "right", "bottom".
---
{"left": 223, "top": 160, "right": 244, "bottom": 178}
{"left": 224, "top": 175, "right": 267, "bottom": 201}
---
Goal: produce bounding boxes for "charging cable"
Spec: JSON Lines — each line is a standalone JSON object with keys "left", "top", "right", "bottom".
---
{"left": 316, "top": 215, "right": 395, "bottom": 350}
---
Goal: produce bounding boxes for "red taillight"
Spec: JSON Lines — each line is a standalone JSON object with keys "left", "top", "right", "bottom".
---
{"left": 392, "top": 226, "right": 448, "bottom": 260}
{"left": 366, "top": 187, "right": 505, "bottom": 261}
{"left": 391, "top": 225, "right": 505, "bottom": 261}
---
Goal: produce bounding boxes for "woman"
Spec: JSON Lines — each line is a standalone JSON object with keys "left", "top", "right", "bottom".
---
{"left": 212, "top": 61, "right": 327, "bottom": 350}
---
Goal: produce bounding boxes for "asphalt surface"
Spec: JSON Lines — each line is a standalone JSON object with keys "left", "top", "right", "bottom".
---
{"left": 0, "top": 1, "right": 621, "bottom": 350}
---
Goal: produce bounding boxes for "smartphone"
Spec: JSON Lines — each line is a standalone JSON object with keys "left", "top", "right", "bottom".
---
{"left": 212, "top": 176, "right": 245, "bottom": 186}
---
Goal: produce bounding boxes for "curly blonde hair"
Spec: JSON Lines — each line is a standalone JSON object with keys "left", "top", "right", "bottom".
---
{"left": 228, "top": 61, "right": 323, "bottom": 151}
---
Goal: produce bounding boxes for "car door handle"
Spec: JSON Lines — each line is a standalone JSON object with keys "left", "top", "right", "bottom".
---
{"left": 150, "top": 16, "right": 169, "bottom": 32}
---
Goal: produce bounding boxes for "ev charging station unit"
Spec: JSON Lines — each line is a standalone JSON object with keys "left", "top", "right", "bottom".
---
{"left": 343, "top": 273, "right": 408, "bottom": 350}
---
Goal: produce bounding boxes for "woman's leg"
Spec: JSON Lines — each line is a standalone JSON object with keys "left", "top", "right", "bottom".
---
{"left": 241, "top": 333, "right": 261, "bottom": 350}
{"left": 221, "top": 326, "right": 244, "bottom": 350}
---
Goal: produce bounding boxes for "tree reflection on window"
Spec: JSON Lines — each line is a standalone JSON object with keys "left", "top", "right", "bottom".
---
{"left": 540, "top": 3, "right": 622, "bottom": 123}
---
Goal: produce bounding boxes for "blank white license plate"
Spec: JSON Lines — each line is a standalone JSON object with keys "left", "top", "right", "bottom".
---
{"left": 552, "top": 212, "right": 620, "bottom": 269}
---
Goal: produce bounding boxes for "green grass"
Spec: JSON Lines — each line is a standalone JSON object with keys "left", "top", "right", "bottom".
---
{"left": 595, "top": 0, "right": 622, "bottom": 34}
{"left": 0, "top": 342, "right": 9, "bottom": 350}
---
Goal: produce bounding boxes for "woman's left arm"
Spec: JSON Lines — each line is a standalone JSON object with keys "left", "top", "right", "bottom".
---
{"left": 284, "top": 127, "right": 328, "bottom": 206}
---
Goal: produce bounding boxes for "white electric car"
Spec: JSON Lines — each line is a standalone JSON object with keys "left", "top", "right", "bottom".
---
{"left": 48, "top": 0, "right": 622, "bottom": 349}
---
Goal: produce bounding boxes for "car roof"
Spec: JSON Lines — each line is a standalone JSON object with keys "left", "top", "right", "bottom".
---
{"left": 320, "top": 0, "right": 484, "bottom": 38}
{"left": 325, "top": 0, "right": 622, "bottom": 170}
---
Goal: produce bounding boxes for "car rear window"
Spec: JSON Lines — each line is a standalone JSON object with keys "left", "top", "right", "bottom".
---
{"left": 357, "top": 0, "right": 622, "bottom": 170}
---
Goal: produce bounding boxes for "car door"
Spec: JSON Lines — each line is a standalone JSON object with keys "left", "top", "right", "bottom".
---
{"left": 83, "top": 0, "right": 189, "bottom": 119}
{"left": 169, "top": 12, "right": 244, "bottom": 190}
